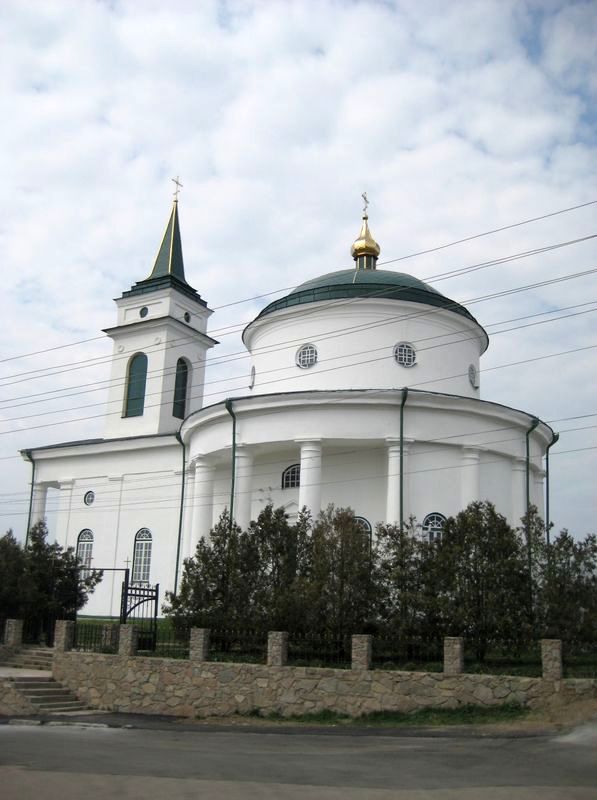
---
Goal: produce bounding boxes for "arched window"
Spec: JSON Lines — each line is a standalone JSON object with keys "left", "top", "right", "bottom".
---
{"left": 132, "top": 528, "right": 152, "bottom": 584}
{"left": 354, "top": 516, "right": 372, "bottom": 535}
{"left": 422, "top": 513, "right": 447, "bottom": 543}
{"left": 76, "top": 530, "right": 94, "bottom": 577}
{"left": 124, "top": 353, "right": 148, "bottom": 417}
{"left": 172, "top": 358, "right": 190, "bottom": 419}
{"left": 281, "top": 464, "right": 300, "bottom": 489}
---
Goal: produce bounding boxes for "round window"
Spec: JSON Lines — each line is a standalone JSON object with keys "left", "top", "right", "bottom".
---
{"left": 249, "top": 365, "right": 256, "bottom": 389}
{"left": 184, "top": 311, "right": 191, "bottom": 323}
{"left": 394, "top": 342, "right": 416, "bottom": 368}
{"left": 468, "top": 364, "right": 478, "bottom": 388}
{"left": 83, "top": 491, "right": 95, "bottom": 506}
{"left": 139, "top": 306, "right": 149, "bottom": 318}
{"left": 296, "top": 344, "right": 318, "bottom": 369}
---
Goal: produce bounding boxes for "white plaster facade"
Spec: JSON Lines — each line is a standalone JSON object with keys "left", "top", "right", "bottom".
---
{"left": 21, "top": 205, "right": 555, "bottom": 617}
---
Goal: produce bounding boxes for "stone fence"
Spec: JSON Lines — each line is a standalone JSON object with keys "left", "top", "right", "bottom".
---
{"left": 2, "top": 619, "right": 595, "bottom": 719}
{"left": 0, "top": 618, "right": 569, "bottom": 680}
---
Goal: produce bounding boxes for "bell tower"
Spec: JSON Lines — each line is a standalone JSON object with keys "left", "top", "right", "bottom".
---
{"left": 103, "top": 197, "right": 217, "bottom": 439}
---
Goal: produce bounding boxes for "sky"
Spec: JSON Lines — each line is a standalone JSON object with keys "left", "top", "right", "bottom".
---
{"left": 0, "top": 0, "right": 596, "bottom": 541}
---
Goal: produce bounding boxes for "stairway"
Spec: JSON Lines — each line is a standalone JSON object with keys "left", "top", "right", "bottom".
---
{"left": 0, "top": 646, "right": 54, "bottom": 671}
{"left": 6, "top": 675, "right": 88, "bottom": 713}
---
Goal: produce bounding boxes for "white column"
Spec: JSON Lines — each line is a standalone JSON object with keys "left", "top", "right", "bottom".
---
{"left": 191, "top": 457, "right": 216, "bottom": 548}
{"left": 460, "top": 447, "right": 481, "bottom": 510}
{"left": 533, "top": 468, "right": 546, "bottom": 516}
{"left": 297, "top": 440, "right": 322, "bottom": 517}
{"left": 386, "top": 439, "right": 401, "bottom": 524}
{"left": 179, "top": 467, "right": 196, "bottom": 560}
{"left": 511, "top": 458, "right": 527, "bottom": 526}
{"left": 385, "top": 439, "right": 412, "bottom": 526}
{"left": 30, "top": 483, "right": 48, "bottom": 526}
{"left": 108, "top": 475, "right": 124, "bottom": 619}
{"left": 234, "top": 447, "right": 253, "bottom": 530}
{"left": 56, "top": 478, "right": 74, "bottom": 547}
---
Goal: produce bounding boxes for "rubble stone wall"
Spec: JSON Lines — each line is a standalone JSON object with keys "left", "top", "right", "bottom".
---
{"left": 52, "top": 652, "right": 597, "bottom": 719}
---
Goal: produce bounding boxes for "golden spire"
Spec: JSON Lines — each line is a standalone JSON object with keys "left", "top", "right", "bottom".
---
{"left": 351, "top": 192, "right": 380, "bottom": 269}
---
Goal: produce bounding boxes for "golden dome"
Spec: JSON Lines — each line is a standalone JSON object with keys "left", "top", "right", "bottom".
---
{"left": 351, "top": 214, "right": 381, "bottom": 259}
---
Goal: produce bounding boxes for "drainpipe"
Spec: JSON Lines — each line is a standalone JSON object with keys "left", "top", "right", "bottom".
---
{"left": 525, "top": 417, "right": 540, "bottom": 622}
{"left": 23, "top": 449, "right": 35, "bottom": 548}
{"left": 399, "top": 388, "right": 409, "bottom": 530}
{"left": 545, "top": 431, "right": 559, "bottom": 548}
{"left": 225, "top": 399, "right": 237, "bottom": 531}
{"left": 173, "top": 433, "right": 186, "bottom": 597}
{"left": 525, "top": 417, "right": 540, "bottom": 521}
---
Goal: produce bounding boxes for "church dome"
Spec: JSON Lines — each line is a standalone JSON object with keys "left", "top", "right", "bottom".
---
{"left": 256, "top": 268, "right": 486, "bottom": 337}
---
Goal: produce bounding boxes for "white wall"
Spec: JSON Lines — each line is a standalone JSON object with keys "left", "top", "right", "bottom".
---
{"left": 244, "top": 298, "right": 485, "bottom": 399}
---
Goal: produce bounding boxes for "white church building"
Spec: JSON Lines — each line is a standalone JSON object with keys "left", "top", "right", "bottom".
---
{"left": 22, "top": 200, "right": 556, "bottom": 617}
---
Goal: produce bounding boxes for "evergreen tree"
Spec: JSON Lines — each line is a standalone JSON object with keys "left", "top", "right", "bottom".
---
{"left": 432, "top": 502, "right": 531, "bottom": 659}
{"left": 0, "top": 531, "right": 26, "bottom": 618}
{"left": 0, "top": 521, "right": 102, "bottom": 641}
{"left": 537, "top": 528, "right": 597, "bottom": 642}
{"left": 304, "top": 506, "right": 378, "bottom": 634}
{"left": 164, "top": 511, "right": 261, "bottom": 629}
{"left": 376, "top": 519, "right": 423, "bottom": 638}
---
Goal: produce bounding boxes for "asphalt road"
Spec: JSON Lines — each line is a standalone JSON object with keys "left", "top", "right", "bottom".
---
{"left": 1, "top": 722, "right": 596, "bottom": 799}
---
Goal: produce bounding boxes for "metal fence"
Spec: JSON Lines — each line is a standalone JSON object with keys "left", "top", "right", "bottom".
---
{"left": 287, "top": 632, "right": 352, "bottom": 669}
{"left": 372, "top": 635, "right": 443, "bottom": 672}
{"left": 139, "top": 626, "right": 190, "bottom": 659}
{"left": 22, "top": 615, "right": 67, "bottom": 647}
{"left": 564, "top": 640, "right": 597, "bottom": 678}
{"left": 74, "top": 622, "right": 119, "bottom": 654}
{"left": 208, "top": 628, "right": 268, "bottom": 664}
{"left": 463, "top": 639, "right": 542, "bottom": 677}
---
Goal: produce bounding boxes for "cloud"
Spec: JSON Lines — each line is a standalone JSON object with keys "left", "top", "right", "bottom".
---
{"left": 0, "top": 0, "right": 595, "bottom": 538}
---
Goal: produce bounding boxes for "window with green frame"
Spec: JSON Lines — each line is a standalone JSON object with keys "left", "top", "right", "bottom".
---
{"left": 172, "top": 358, "right": 189, "bottom": 419}
{"left": 124, "top": 353, "right": 148, "bottom": 417}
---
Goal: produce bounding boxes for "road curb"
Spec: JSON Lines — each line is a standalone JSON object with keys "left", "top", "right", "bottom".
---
{"left": 2, "top": 713, "right": 559, "bottom": 738}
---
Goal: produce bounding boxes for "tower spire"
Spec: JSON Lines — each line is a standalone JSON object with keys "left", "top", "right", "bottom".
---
{"left": 146, "top": 197, "right": 187, "bottom": 283}
{"left": 351, "top": 192, "right": 380, "bottom": 271}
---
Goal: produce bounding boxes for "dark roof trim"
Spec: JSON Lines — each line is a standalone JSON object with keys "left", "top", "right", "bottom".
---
{"left": 22, "top": 431, "right": 180, "bottom": 455}
{"left": 182, "top": 387, "right": 553, "bottom": 438}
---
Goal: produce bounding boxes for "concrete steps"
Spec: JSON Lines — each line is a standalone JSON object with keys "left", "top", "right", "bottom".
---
{"left": 1, "top": 647, "right": 54, "bottom": 671}
{"left": 7, "top": 675, "right": 88, "bottom": 713}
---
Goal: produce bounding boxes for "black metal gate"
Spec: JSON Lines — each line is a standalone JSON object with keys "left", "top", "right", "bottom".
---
{"left": 120, "top": 571, "right": 159, "bottom": 652}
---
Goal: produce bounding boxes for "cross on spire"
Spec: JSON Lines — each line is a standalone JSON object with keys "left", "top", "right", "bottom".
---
{"left": 361, "top": 191, "right": 369, "bottom": 216}
{"left": 172, "top": 175, "right": 183, "bottom": 201}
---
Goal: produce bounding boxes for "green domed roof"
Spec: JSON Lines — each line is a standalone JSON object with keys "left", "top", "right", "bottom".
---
{"left": 256, "top": 268, "right": 486, "bottom": 334}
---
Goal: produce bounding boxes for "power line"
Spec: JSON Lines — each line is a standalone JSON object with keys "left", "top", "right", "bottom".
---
{"left": 2, "top": 198, "right": 595, "bottom": 366}
{"left": 2, "top": 250, "right": 596, "bottom": 413}
{"left": 5, "top": 439, "right": 596, "bottom": 519}
{"left": 2, "top": 300, "right": 596, "bottom": 426}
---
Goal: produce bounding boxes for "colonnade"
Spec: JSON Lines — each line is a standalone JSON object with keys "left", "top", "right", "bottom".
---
{"left": 181, "top": 438, "right": 538, "bottom": 560}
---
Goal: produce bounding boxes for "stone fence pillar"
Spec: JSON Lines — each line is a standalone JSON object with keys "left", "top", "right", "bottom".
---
{"left": 267, "top": 631, "right": 288, "bottom": 667}
{"left": 53, "top": 620, "right": 75, "bottom": 653}
{"left": 119, "top": 625, "right": 138, "bottom": 657}
{"left": 4, "top": 619, "right": 23, "bottom": 649}
{"left": 541, "top": 639, "right": 563, "bottom": 680}
{"left": 443, "top": 637, "right": 464, "bottom": 675}
{"left": 351, "top": 635, "right": 372, "bottom": 670}
{"left": 190, "top": 628, "right": 210, "bottom": 661}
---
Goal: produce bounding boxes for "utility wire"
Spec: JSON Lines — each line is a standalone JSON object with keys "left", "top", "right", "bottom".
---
{"left": 2, "top": 198, "right": 595, "bottom": 366}
{"left": 2, "top": 300, "right": 596, "bottom": 425}
{"left": 5, "top": 440, "right": 596, "bottom": 519}
{"left": 0, "top": 225, "right": 597, "bottom": 378}
{"left": 1, "top": 250, "right": 596, "bottom": 410}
